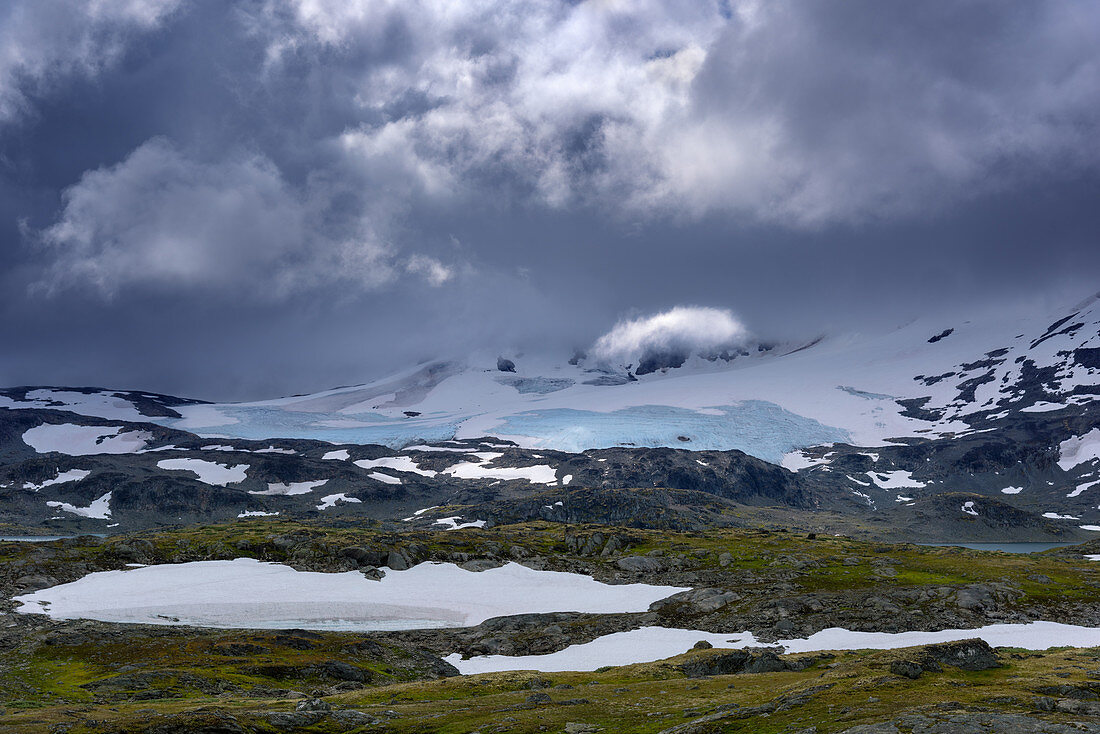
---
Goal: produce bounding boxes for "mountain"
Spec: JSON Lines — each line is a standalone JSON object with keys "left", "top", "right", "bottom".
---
{"left": 0, "top": 291, "right": 1097, "bottom": 537}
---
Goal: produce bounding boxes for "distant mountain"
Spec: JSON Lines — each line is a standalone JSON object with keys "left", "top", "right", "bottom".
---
{"left": 0, "top": 291, "right": 1097, "bottom": 536}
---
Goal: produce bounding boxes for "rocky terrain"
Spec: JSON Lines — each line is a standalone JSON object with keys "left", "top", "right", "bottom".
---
{"left": 0, "top": 295, "right": 1098, "bottom": 732}
{"left": 4, "top": 521, "right": 1100, "bottom": 732}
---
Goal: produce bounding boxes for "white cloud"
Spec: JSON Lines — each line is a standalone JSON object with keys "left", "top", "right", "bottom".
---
{"left": 0, "top": 0, "right": 182, "bottom": 122}
{"left": 251, "top": 0, "right": 1100, "bottom": 226}
{"left": 34, "top": 138, "right": 399, "bottom": 298}
{"left": 591, "top": 306, "right": 750, "bottom": 367}
{"left": 405, "top": 254, "right": 453, "bottom": 286}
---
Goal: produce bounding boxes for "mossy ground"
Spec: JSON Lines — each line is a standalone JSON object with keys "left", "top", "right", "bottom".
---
{"left": 3, "top": 518, "right": 1100, "bottom": 732}
{"left": 3, "top": 642, "right": 1100, "bottom": 732}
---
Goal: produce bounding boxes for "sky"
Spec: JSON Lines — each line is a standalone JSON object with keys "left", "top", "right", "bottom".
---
{"left": 1, "top": 0, "right": 1098, "bottom": 400}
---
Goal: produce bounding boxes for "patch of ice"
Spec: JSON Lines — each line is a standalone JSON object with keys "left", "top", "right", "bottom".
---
{"left": 561, "top": 474, "right": 573, "bottom": 485}
{"left": 368, "top": 472, "right": 401, "bottom": 484}
{"left": 1080, "top": 525, "right": 1100, "bottom": 532}
{"left": 24, "top": 469, "right": 91, "bottom": 491}
{"left": 316, "top": 493, "right": 362, "bottom": 510}
{"left": 249, "top": 480, "right": 328, "bottom": 496}
{"left": 322, "top": 449, "right": 350, "bottom": 461}
{"left": 493, "top": 403, "right": 849, "bottom": 464}
{"left": 1043, "top": 512, "right": 1081, "bottom": 520}
{"left": 1000, "top": 487, "right": 1023, "bottom": 495}
{"left": 15, "top": 559, "right": 685, "bottom": 631}
{"left": 156, "top": 458, "right": 248, "bottom": 486}
{"left": 962, "top": 501, "right": 978, "bottom": 517}
{"left": 254, "top": 447, "right": 296, "bottom": 454}
{"left": 46, "top": 492, "right": 111, "bottom": 520}
{"left": 201, "top": 445, "right": 236, "bottom": 452}
{"left": 23, "top": 424, "right": 151, "bottom": 455}
{"left": 846, "top": 475, "right": 872, "bottom": 487}
{"left": 238, "top": 510, "right": 279, "bottom": 518}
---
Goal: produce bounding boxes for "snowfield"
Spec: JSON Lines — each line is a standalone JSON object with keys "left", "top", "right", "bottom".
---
{"left": 447, "top": 621, "right": 1100, "bottom": 674}
{"left": 14, "top": 559, "right": 687, "bottom": 631}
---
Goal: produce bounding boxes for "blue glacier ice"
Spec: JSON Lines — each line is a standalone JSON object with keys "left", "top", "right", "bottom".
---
{"left": 486, "top": 401, "right": 849, "bottom": 463}
{"left": 154, "top": 400, "right": 847, "bottom": 462}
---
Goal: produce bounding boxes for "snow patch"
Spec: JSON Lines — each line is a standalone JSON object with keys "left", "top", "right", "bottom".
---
{"left": 354, "top": 456, "right": 436, "bottom": 477}
{"left": 781, "top": 451, "right": 831, "bottom": 472}
{"left": 865, "top": 470, "right": 925, "bottom": 489}
{"left": 156, "top": 458, "right": 248, "bottom": 486}
{"left": 24, "top": 469, "right": 91, "bottom": 491}
{"left": 249, "top": 480, "right": 327, "bottom": 496}
{"left": 1059, "top": 429, "right": 1100, "bottom": 471}
{"left": 46, "top": 492, "right": 111, "bottom": 520}
{"left": 322, "top": 449, "right": 350, "bottom": 461}
{"left": 1068, "top": 481, "right": 1100, "bottom": 499}
{"left": 442, "top": 457, "right": 557, "bottom": 485}
{"left": 1021, "top": 401, "right": 1066, "bottom": 413}
{"left": 316, "top": 493, "right": 362, "bottom": 510}
{"left": 23, "top": 424, "right": 151, "bottom": 455}
{"left": 433, "top": 517, "right": 487, "bottom": 530}
{"left": 447, "top": 622, "right": 1100, "bottom": 674}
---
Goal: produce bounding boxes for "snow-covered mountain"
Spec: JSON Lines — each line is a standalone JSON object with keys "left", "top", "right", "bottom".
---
{"left": 1, "top": 291, "right": 1098, "bottom": 535}
{"left": 7, "top": 292, "right": 1097, "bottom": 460}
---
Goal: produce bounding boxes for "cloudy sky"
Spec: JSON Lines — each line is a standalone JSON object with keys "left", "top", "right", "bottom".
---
{"left": 1, "top": 0, "right": 1098, "bottom": 399}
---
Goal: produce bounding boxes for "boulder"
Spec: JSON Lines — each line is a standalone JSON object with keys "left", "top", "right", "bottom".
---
{"left": 616, "top": 556, "right": 663, "bottom": 573}
{"left": 14, "top": 575, "right": 57, "bottom": 592}
{"left": 890, "top": 660, "right": 924, "bottom": 679}
{"left": 920, "top": 639, "right": 1000, "bottom": 671}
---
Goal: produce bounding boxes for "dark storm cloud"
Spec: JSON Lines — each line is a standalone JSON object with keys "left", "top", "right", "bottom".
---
{"left": 0, "top": 0, "right": 1097, "bottom": 399}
